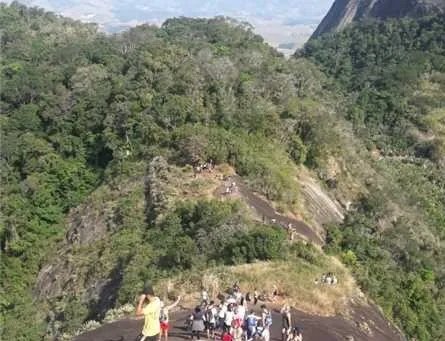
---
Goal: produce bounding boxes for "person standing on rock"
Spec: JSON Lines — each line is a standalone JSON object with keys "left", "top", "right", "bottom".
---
{"left": 260, "top": 305, "right": 272, "bottom": 341}
{"left": 205, "top": 300, "right": 218, "bottom": 340}
{"left": 271, "top": 285, "right": 278, "bottom": 302}
{"left": 224, "top": 304, "right": 235, "bottom": 334}
{"left": 245, "top": 310, "right": 260, "bottom": 341}
{"left": 159, "top": 296, "right": 181, "bottom": 341}
{"left": 136, "top": 285, "right": 162, "bottom": 341}
{"left": 202, "top": 287, "right": 209, "bottom": 306}
{"left": 280, "top": 304, "right": 292, "bottom": 341}
{"left": 190, "top": 306, "right": 206, "bottom": 340}
{"left": 253, "top": 289, "right": 259, "bottom": 305}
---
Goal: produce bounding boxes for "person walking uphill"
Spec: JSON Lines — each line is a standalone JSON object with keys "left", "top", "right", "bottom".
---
{"left": 135, "top": 285, "right": 162, "bottom": 341}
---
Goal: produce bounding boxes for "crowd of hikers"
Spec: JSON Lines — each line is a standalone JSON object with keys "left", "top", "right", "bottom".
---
{"left": 135, "top": 283, "right": 303, "bottom": 341}
{"left": 315, "top": 273, "right": 338, "bottom": 286}
{"left": 187, "top": 283, "right": 303, "bottom": 341}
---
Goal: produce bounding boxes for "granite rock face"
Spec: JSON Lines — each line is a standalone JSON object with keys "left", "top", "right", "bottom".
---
{"left": 312, "top": 0, "right": 445, "bottom": 38}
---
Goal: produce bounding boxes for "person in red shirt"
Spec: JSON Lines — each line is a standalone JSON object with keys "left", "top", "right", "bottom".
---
{"left": 223, "top": 332, "right": 233, "bottom": 341}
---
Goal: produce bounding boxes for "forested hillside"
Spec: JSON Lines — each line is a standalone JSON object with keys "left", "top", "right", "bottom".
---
{"left": 305, "top": 14, "right": 445, "bottom": 341}
{"left": 0, "top": 3, "right": 343, "bottom": 340}
{"left": 1, "top": 2, "right": 444, "bottom": 341}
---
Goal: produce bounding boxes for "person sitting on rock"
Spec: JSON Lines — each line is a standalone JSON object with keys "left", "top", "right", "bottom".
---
{"left": 325, "top": 273, "right": 335, "bottom": 286}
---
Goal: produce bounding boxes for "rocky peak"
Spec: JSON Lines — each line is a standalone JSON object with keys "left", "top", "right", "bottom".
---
{"left": 312, "top": 0, "right": 445, "bottom": 38}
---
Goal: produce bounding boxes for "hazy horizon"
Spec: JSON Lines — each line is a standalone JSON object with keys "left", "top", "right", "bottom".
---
{"left": 5, "top": 0, "right": 334, "bottom": 53}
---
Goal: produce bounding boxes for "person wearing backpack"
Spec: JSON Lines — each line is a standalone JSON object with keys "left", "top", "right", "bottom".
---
{"left": 245, "top": 310, "right": 259, "bottom": 341}
{"left": 222, "top": 331, "right": 233, "bottom": 341}
{"left": 232, "top": 314, "right": 243, "bottom": 341}
{"left": 159, "top": 296, "right": 180, "bottom": 341}
{"left": 205, "top": 301, "right": 218, "bottom": 340}
{"left": 236, "top": 299, "right": 246, "bottom": 321}
{"left": 190, "top": 306, "right": 206, "bottom": 341}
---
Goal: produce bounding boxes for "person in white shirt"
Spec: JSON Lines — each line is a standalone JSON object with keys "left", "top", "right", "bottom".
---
{"left": 159, "top": 296, "right": 181, "bottom": 341}
{"left": 202, "top": 288, "right": 209, "bottom": 305}
{"left": 227, "top": 296, "right": 237, "bottom": 305}
{"left": 235, "top": 298, "right": 246, "bottom": 321}
{"left": 224, "top": 304, "right": 235, "bottom": 334}
{"left": 205, "top": 301, "right": 218, "bottom": 340}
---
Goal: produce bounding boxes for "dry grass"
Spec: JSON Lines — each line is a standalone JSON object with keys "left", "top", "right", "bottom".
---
{"left": 152, "top": 165, "right": 358, "bottom": 316}
{"left": 168, "top": 164, "right": 237, "bottom": 200}
{"left": 156, "top": 257, "right": 359, "bottom": 317}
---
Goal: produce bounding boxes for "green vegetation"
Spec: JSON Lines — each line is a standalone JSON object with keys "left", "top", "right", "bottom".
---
{"left": 0, "top": 3, "right": 338, "bottom": 340}
{"left": 164, "top": 248, "right": 357, "bottom": 317}
{"left": 305, "top": 14, "right": 445, "bottom": 155}
{"left": 1, "top": 2, "right": 445, "bottom": 341}
{"left": 305, "top": 14, "right": 445, "bottom": 341}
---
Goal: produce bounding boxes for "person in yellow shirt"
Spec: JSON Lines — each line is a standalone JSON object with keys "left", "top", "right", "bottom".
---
{"left": 136, "top": 285, "right": 161, "bottom": 341}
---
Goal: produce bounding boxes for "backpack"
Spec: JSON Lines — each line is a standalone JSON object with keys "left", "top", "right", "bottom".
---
{"left": 160, "top": 309, "right": 167, "bottom": 322}
{"left": 223, "top": 333, "right": 233, "bottom": 341}
{"left": 206, "top": 307, "right": 214, "bottom": 322}
{"left": 232, "top": 317, "right": 242, "bottom": 329}
{"left": 247, "top": 316, "right": 257, "bottom": 327}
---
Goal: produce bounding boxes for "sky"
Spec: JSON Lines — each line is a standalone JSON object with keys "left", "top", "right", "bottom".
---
{"left": 11, "top": 0, "right": 334, "bottom": 52}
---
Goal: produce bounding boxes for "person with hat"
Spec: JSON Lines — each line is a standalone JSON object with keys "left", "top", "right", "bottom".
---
{"left": 136, "top": 285, "right": 162, "bottom": 341}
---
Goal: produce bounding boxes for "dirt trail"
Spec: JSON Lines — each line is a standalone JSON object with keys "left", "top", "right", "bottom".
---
{"left": 229, "top": 175, "right": 324, "bottom": 246}
{"left": 74, "top": 305, "right": 405, "bottom": 341}
{"left": 73, "top": 172, "right": 406, "bottom": 341}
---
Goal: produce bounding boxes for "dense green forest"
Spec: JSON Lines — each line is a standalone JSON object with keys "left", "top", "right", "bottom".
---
{"left": 0, "top": 3, "right": 337, "bottom": 340}
{"left": 305, "top": 14, "right": 445, "bottom": 341}
{"left": 1, "top": 2, "right": 444, "bottom": 341}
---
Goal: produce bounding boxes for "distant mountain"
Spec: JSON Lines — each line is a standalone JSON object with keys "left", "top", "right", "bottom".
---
{"left": 15, "top": 0, "right": 332, "bottom": 49}
{"left": 312, "top": 0, "right": 445, "bottom": 37}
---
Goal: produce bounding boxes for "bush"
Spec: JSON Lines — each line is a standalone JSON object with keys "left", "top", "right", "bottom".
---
{"left": 341, "top": 250, "right": 357, "bottom": 266}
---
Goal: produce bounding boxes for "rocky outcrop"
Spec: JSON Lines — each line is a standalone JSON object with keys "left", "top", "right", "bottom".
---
{"left": 33, "top": 178, "right": 145, "bottom": 305}
{"left": 312, "top": 0, "right": 445, "bottom": 38}
{"left": 65, "top": 200, "right": 110, "bottom": 246}
{"left": 298, "top": 176, "right": 345, "bottom": 233}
